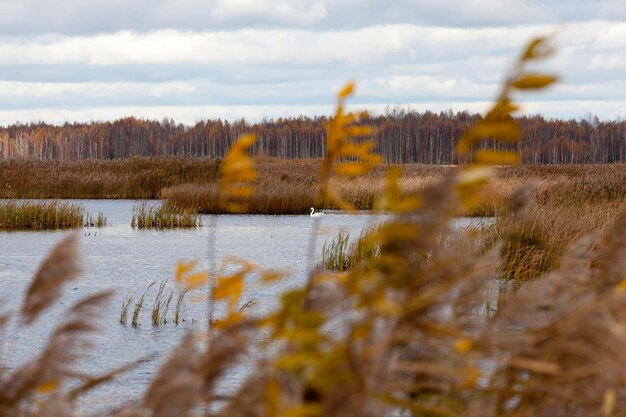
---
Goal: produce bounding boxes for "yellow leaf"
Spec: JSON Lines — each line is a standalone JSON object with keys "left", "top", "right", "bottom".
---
{"left": 221, "top": 166, "right": 257, "bottom": 183}
{"left": 521, "top": 37, "right": 554, "bottom": 61}
{"left": 511, "top": 74, "right": 558, "bottom": 90}
{"left": 312, "top": 271, "right": 350, "bottom": 285}
{"left": 223, "top": 185, "right": 255, "bottom": 199}
{"left": 333, "top": 162, "right": 374, "bottom": 177}
{"left": 213, "top": 274, "right": 244, "bottom": 305}
{"left": 374, "top": 166, "right": 422, "bottom": 213}
{"left": 261, "top": 270, "right": 284, "bottom": 283}
{"left": 346, "top": 125, "right": 373, "bottom": 137}
{"left": 223, "top": 202, "right": 248, "bottom": 213}
{"left": 455, "top": 338, "right": 473, "bottom": 353}
{"left": 36, "top": 380, "right": 57, "bottom": 394}
{"left": 274, "top": 352, "right": 311, "bottom": 372}
{"left": 486, "top": 99, "right": 521, "bottom": 120}
{"left": 338, "top": 81, "right": 355, "bottom": 99}
{"left": 211, "top": 312, "right": 242, "bottom": 329}
{"left": 175, "top": 260, "right": 198, "bottom": 283}
{"left": 374, "top": 296, "right": 400, "bottom": 316}
{"left": 185, "top": 271, "right": 209, "bottom": 289}
{"left": 234, "top": 133, "right": 256, "bottom": 148}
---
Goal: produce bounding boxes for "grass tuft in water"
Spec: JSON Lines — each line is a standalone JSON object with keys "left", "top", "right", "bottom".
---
{"left": 120, "top": 282, "right": 190, "bottom": 327}
{"left": 0, "top": 200, "right": 84, "bottom": 229}
{"left": 321, "top": 231, "right": 351, "bottom": 271}
{"left": 131, "top": 202, "right": 201, "bottom": 229}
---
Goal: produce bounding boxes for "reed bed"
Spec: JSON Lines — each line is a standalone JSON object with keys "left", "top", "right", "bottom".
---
{"left": 163, "top": 162, "right": 626, "bottom": 215}
{"left": 320, "top": 232, "right": 352, "bottom": 271}
{"left": 0, "top": 157, "right": 221, "bottom": 199}
{"left": 131, "top": 202, "right": 201, "bottom": 229}
{"left": 0, "top": 200, "right": 85, "bottom": 229}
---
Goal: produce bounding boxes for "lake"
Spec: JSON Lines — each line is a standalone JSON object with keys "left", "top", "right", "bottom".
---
{"left": 0, "top": 200, "right": 490, "bottom": 412}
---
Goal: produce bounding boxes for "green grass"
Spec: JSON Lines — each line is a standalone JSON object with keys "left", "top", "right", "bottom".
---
{"left": 130, "top": 202, "right": 201, "bottom": 229}
{"left": 320, "top": 232, "right": 352, "bottom": 271}
{"left": 0, "top": 200, "right": 85, "bottom": 229}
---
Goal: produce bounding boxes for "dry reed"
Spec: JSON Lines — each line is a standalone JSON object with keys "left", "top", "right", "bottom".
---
{"left": 4, "top": 36, "right": 626, "bottom": 417}
{"left": 131, "top": 202, "right": 201, "bottom": 229}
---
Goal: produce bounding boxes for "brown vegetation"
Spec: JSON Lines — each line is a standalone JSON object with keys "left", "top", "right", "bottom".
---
{"left": 0, "top": 201, "right": 87, "bottom": 230}
{"left": 4, "top": 36, "right": 626, "bottom": 417}
{"left": 0, "top": 157, "right": 220, "bottom": 199}
{"left": 130, "top": 202, "right": 201, "bottom": 229}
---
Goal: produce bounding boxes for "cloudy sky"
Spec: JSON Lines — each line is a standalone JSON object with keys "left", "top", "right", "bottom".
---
{"left": 0, "top": 0, "right": 623, "bottom": 125}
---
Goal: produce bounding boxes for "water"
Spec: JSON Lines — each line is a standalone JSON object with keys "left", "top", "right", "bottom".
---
{"left": 0, "top": 200, "right": 490, "bottom": 412}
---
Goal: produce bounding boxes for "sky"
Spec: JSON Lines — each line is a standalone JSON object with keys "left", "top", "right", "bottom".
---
{"left": 0, "top": 0, "right": 624, "bottom": 125}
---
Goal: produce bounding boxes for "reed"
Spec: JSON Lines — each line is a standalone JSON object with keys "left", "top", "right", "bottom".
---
{"left": 6, "top": 37, "right": 626, "bottom": 417}
{"left": 483, "top": 200, "right": 622, "bottom": 284}
{"left": 0, "top": 200, "right": 84, "bottom": 229}
{"left": 84, "top": 211, "right": 107, "bottom": 227}
{"left": 151, "top": 281, "right": 168, "bottom": 326}
{"left": 131, "top": 282, "right": 154, "bottom": 327}
{"left": 320, "top": 232, "right": 351, "bottom": 271}
{"left": 120, "top": 282, "right": 190, "bottom": 327}
{"left": 161, "top": 290, "right": 175, "bottom": 325}
{"left": 131, "top": 202, "right": 201, "bottom": 229}
{"left": 0, "top": 157, "right": 222, "bottom": 199}
{"left": 119, "top": 295, "right": 133, "bottom": 325}
{"left": 173, "top": 288, "right": 188, "bottom": 325}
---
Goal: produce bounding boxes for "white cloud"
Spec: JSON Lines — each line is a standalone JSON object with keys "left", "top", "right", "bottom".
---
{"left": 0, "top": 80, "right": 195, "bottom": 98}
{"left": 0, "top": 12, "right": 621, "bottom": 123}
{"left": 209, "top": 0, "right": 327, "bottom": 24}
{"left": 0, "top": 25, "right": 550, "bottom": 67}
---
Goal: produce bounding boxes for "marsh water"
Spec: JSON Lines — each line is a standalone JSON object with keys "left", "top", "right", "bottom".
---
{"left": 0, "top": 200, "right": 490, "bottom": 412}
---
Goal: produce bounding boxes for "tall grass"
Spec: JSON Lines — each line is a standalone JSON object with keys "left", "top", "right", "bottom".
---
{"left": 131, "top": 202, "right": 201, "bottom": 229}
{"left": 120, "top": 281, "right": 190, "bottom": 327}
{"left": 131, "top": 282, "right": 154, "bottom": 327}
{"left": 320, "top": 232, "right": 352, "bottom": 271}
{"left": 0, "top": 157, "right": 221, "bottom": 199}
{"left": 84, "top": 211, "right": 107, "bottom": 227}
{"left": 119, "top": 295, "right": 133, "bottom": 325}
{"left": 0, "top": 200, "right": 84, "bottom": 229}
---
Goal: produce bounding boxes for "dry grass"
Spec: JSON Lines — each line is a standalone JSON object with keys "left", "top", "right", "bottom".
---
{"left": 0, "top": 157, "right": 221, "bottom": 199}
{"left": 0, "top": 201, "right": 85, "bottom": 230}
{"left": 4, "top": 179, "right": 626, "bottom": 417}
{"left": 131, "top": 202, "right": 201, "bottom": 229}
{"left": 474, "top": 165, "right": 626, "bottom": 283}
{"left": 5, "top": 37, "right": 626, "bottom": 417}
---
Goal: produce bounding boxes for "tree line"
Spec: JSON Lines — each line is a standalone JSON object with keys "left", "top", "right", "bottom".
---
{"left": 0, "top": 110, "right": 624, "bottom": 164}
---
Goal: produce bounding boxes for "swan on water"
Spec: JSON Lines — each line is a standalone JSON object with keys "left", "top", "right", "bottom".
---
{"left": 310, "top": 207, "right": 324, "bottom": 217}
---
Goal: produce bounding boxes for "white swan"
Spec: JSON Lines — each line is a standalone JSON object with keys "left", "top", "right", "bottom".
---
{"left": 310, "top": 207, "right": 324, "bottom": 217}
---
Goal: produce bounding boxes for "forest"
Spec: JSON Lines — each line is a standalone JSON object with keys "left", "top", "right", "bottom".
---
{"left": 0, "top": 110, "right": 624, "bottom": 164}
